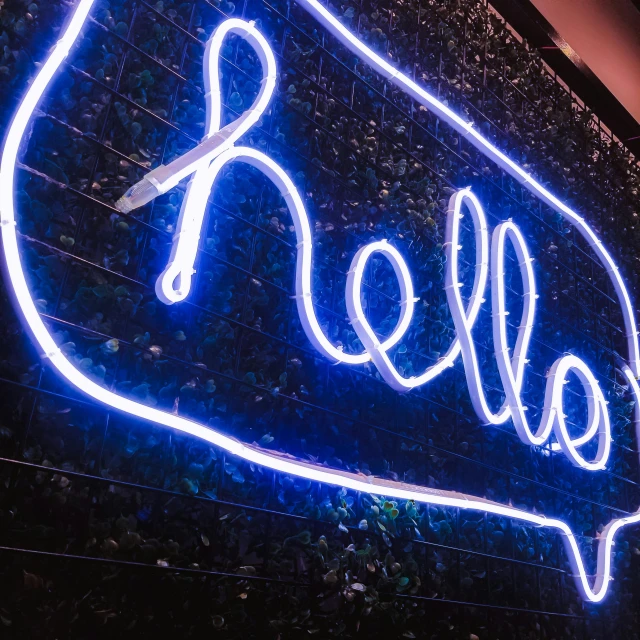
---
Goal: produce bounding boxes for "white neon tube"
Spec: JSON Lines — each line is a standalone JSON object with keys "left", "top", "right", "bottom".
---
{"left": 545, "top": 355, "right": 610, "bottom": 470}
{"left": 0, "top": 0, "right": 638, "bottom": 603}
{"left": 343, "top": 189, "right": 610, "bottom": 469}
{"left": 490, "top": 221, "right": 545, "bottom": 443}
{"left": 142, "top": 16, "right": 377, "bottom": 365}
{"left": 116, "top": 19, "right": 279, "bottom": 218}
{"left": 444, "top": 189, "right": 507, "bottom": 425}
{"left": 153, "top": 18, "right": 277, "bottom": 304}
{"left": 345, "top": 239, "right": 417, "bottom": 355}
{"left": 293, "top": 0, "right": 640, "bottom": 381}
{"left": 344, "top": 189, "right": 488, "bottom": 392}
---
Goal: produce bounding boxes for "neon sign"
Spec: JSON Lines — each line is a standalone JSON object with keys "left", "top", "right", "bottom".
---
{"left": 1, "top": 0, "right": 639, "bottom": 602}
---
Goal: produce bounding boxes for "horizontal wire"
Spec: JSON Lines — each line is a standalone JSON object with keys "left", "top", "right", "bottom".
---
{"left": 38, "top": 304, "right": 637, "bottom": 482}
{"left": 1, "top": 360, "right": 635, "bottom": 512}
{"left": 0, "top": 455, "right": 600, "bottom": 572}
{"left": 259, "top": 0, "right": 637, "bottom": 280}
{"left": 26, "top": 64, "right": 630, "bottom": 381}
{"left": 6, "top": 1, "right": 636, "bottom": 496}
{"left": 355, "top": 0, "right": 637, "bottom": 212}
{"left": 85, "top": 2, "right": 631, "bottom": 300}
{"left": 18, "top": 189, "right": 628, "bottom": 394}
{"left": 0, "top": 543, "right": 609, "bottom": 621}
{"left": 3, "top": 0, "right": 638, "bottom": 619}
{"left": 0, "top": 544, "right": 308, "bottom": 586}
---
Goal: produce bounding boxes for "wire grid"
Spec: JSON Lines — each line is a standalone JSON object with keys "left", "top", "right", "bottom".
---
{"left": 1, "top": 0, "right": 640, "bottom": 634}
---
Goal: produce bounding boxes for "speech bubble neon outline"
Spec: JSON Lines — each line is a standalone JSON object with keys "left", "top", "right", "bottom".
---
{"left": 0, "top": 0, "right": 639, "bottom": 603}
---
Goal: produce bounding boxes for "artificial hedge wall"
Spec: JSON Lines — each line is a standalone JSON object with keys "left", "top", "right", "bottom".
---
{"left": 0, "top": 0, "right": 639, "bottom": 637}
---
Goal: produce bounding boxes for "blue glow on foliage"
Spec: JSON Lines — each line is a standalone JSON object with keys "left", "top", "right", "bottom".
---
{"left": 1, "top": 0, "right": 639, "bottom": 603}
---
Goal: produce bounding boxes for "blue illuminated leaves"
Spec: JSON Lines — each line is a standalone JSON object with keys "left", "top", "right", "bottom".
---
{"left": 1, "top": 0, "right": 640, "bottom": 629}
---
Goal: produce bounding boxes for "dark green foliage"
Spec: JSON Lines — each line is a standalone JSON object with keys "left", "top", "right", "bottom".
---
{"left": 0, "top": 0, "right": 639, "bottom": 637}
